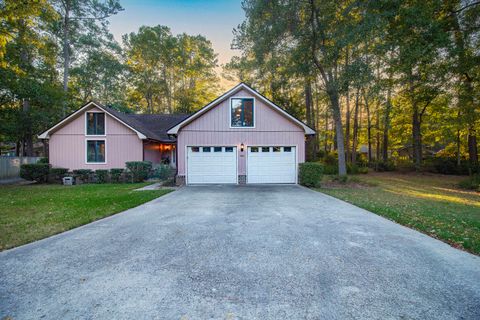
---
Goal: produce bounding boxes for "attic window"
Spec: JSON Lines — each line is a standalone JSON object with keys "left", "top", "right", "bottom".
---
{"left": 86, "top": 112, "right": 105, "bottom": 135}
{"left": 231, "top": 98, "right": 254, "bottom": 127}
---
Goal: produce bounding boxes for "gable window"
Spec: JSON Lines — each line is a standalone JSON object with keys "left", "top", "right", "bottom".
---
{"left": 86, "top": 112, "right": 105, "bottom": 135}
{"left": 86, "top": 140, "right": 106, "bottom": 163}
{"left": 231, "top": 98, "right": 254, "bottom": 127}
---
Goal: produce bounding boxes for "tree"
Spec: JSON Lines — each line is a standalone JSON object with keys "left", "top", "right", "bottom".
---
{"left": 51, "top": 0, "right": 122, "bottom": 114}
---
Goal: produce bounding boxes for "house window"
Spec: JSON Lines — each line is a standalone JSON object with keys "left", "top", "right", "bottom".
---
{"left": 86, "top": 140, "right": 105, "bottom": 163}
{"left": 231, "top": 98, "right": 254, "bottom": 127}
{"left": 86, "top": 112, "right": 105, "bottom": 135}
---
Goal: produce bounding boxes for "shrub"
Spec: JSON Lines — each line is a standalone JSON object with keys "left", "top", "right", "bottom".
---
{"left": 73, "top": 169, "right": 92, "bottom": 183}
{"left": 358, "top": 166, "right": 369, "bottom": 174}
{"left": 95, "top": 169, "right": 109, "bottom": 183}
{"left": 125, "top": 161, "right": 152, "bottom": 182}
{"left": 347, "top": 163, "right": 359, "bottom": 174}
{"left": 458, "top": 174, "right": 480, "bottom": 190}
{"left": 49, "top": 167, "right": 69, "bottom": 181}
{"left": 110, "top": 168, "right": 124, "bottom": 183}
{"left": 323, "top": 164, "right": 338, "bottom": 175}
{"left": 151, "top": 164, "right": 173, "bottom": 180}
{"left": 373, "top": 160, "right": 396, "bottom": 172}
{"left": 20, "top": 163, "right": 50, "bottom": 182}
{"left": 37, "top": 157, "right": 49, "bottom": 164}
{"left": 299, "top": 162, "right": 324, "bottom": 187}
{"left": 324, "top": 152, "right": 338, "bottom": 165}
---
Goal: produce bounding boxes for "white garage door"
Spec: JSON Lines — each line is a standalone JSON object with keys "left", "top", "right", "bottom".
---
{"left": 247, "top": 146, "right": 296, "bottom": 184}
{"left": 187, "top": 146, "right": 237, "bottom": 184}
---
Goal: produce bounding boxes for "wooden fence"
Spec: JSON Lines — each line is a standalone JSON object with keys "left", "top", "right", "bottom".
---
{"left": 0, "top": 156, "right": 41, "bottom": 180}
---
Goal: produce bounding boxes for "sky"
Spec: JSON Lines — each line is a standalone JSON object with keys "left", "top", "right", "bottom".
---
{"left": 108, "top": 0, "right": 245, "bottom": 66}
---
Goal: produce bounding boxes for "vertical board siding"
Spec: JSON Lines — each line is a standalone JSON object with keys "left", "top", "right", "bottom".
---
{"left": 177, "top": 89, "right": 306, "bottom": 175}
{"left": 49, "top": 106, "right": 143, "bottom": 170}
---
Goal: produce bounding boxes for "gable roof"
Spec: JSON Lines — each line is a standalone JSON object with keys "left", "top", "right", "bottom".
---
{"left": 167, "top": 82, "right": 316, "bottom": 135}
{"left": 38, "top": 101, "right": 189, "bottom": 142}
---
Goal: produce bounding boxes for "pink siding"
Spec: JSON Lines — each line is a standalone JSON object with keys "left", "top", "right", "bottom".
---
{"left": 49, "top": 106, "right": 143, "bottom": 170}
{"left": 177, "top": 89, "right": 305, "bottom": 175}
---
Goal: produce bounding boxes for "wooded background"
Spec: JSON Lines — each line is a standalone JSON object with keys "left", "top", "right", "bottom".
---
{"left": 1, "top": 0, "right": 479, "bottom": 176}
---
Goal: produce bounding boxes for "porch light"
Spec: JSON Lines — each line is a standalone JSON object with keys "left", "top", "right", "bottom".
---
{"left": 240, "top": 143, "right": 244, "bottom": 152}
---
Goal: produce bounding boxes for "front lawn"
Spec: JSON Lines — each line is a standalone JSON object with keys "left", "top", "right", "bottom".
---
{"left": 317, "top": 172, "right": 480, "bottom": 255}
{"left": 0, "top": 183, "right": 172, "bottom": 251}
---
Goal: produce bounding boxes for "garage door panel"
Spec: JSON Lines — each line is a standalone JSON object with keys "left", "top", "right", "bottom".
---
{"left": 247, "top": 146, "right": 296, "bottom": 184}
{"left": 187, "top": 147, "right": 237, "bottom": 184}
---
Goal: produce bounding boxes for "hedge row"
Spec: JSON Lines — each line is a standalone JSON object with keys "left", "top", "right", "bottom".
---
{"left": 20, "top": 161, "right": 173, "bottom": 184}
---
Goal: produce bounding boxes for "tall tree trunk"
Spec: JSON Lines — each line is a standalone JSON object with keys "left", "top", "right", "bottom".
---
{"left": 19, "top": 21, "right": 33, "bottom": 156}
{"left": 364, "top": 92, "right": 372, "bottom": 163}
{"left": 345, "top": 91, "right": 351, "bottom": 163}
{"left": 376, "top": 107, "right": 380, "bottom": 161}
{"left": 62, "top": 6, "right": 70, "bottom": 117}
{"left": 327, "top": 87, "right": 347, "bottom": 175}
{"left": 324, "top": 106, "right": 329, "bottom": 153}
{"left": 351, "top": 89, "right": 360, "bottom": 164}
{"left": 412, "top": 105, "right": 422, "bottom": 170}
{"left": 449, "top": 2, "right": 478, "bottom": 167}
{"left": 305, "top": 80, "right": 316, "bottom": 161}
{"left": 382, "top": 85, "right": 392, "bottom": 162}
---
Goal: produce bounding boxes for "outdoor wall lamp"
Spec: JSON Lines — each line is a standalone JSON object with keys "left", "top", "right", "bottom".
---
{"left": 240, "top": 143, "right": 244, "bottom": 152}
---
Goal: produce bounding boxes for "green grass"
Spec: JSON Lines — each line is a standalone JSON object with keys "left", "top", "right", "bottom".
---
{"left": 0, "top": 183, "right": 172, "bottom": 251}
{"left": 317, "top": 172, "right": 480, "bottom": 255}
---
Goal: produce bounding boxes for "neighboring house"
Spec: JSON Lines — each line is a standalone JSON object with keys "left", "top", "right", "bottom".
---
{"left": 39, "top": 83, "right": 315, "bottom": 184}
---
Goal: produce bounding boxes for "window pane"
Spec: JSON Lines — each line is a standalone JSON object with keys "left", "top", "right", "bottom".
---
{"left": 191, "top": 147, "right": 199, "bottom": 152}
{"left": 87, "top": 141, "right": 96, "bottom": 162}
{"left": 202, "top": 147, "right": 211, "bottom": 152}
{"left": 284, "top": 147, "right": 292, "bottom": 152}
{"left": 97, "top": 141, "right": 105, "bottom": 162}
{"left": 261, "top": 147, "right": 270, "bottom": 152}
{"left": 231, "top": 99, "right": 243, "bottom": 127}
{"left": 86, "top": 113, "right": 105, "bottom": 135}
{"left": 214, "top": 147, "right": 222, "bottom": 152}
{"left": 250, "top": 147, "right": 258, "bottom": 152}
{"left": 225, "top": 147, "right": 233, "bottom": 152}
{"left": 273, "top": 147, "right": 281, "bottom": 152}
{"left": 96, "top": 113, "right": 105, "bottom": 135}
{"left": 87, "top": 113, "right": 95, "bottom": 135}
{"left": 243, "top": 99, "right": 254, "bottom": 127}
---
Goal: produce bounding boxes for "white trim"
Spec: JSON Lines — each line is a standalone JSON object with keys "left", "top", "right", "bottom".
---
{"left": 85, "top": 138, "right": 107, "bottom": 165}
{"left": 85, "top": 111, "right": 107, "bottom": 137}
{"left": 38, "top": 101, "right": 147, "bottom": 140}
{"left": 228, "top": 96, "right": 256, "bottom": 129}
{"left": 185, "top": 145, "right": 238, "bottom": 185}
{"left": 167, "top": 83, "right": 315, "bottom": 135}
{"left": 246, "top": 144, "right": 298, "bottom": 184}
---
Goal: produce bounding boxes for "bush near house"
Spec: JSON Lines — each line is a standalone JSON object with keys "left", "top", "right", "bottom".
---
{"left": 20, "top": 163, "right": 51, "bottom": 182}
{"left": 299, "top": 162, "right": 324, "bottom": 187}
{"left": 110, "top": 168, "right": 124, "bottom": 183}
{"left": 49, "top": 168, "right": 69, "bottom": 182}
{"left": 95, "top": 170, "right": 109, "bottom": 183}
{"left": 73, "top": 169, "right": 93, "bottom": 183}
{"left": 126, "top": 161, "right": 152, "bottom": 182}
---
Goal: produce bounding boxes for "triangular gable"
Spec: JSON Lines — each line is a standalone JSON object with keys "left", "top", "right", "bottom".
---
{"left": 167, "top": 83, "right": 316, "bottom": 135}
{"left": 38, "top": 101, "right": 147, "bottom": 140}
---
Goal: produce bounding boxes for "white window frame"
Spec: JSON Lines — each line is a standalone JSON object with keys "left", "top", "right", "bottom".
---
{"left": 229, "top": 97, "right": 256, "bottom": 129}
{"left": 85, "top": 111, "right": 107, "bottom": 137}
{"left": 85, "top": 138, "right": 107, "bottom": 164}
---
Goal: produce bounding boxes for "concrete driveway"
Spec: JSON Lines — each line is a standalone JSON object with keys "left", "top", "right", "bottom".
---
{"left": 1, "top": 185, "right": 479, "bottom": 319}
